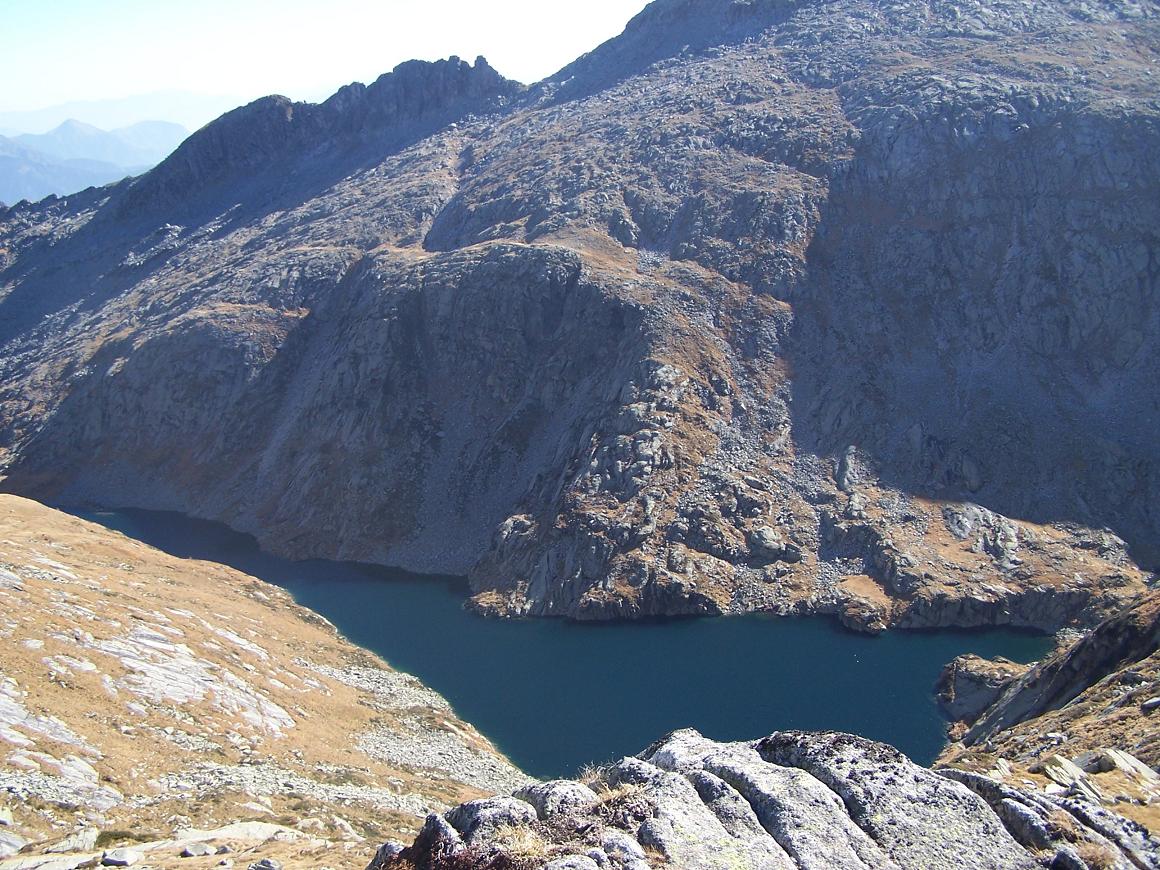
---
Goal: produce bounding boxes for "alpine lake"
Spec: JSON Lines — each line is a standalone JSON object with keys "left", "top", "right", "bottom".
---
{"left": 81, "top": 508, "right": 1053, "bottom": 779}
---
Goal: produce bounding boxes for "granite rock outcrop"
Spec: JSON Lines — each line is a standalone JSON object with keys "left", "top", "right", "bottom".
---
{"left": 937, "top": 653, "right": 1033, "bottom": 724}
{"left": 368, "top": 729, "right": 1160, "bottom": 870}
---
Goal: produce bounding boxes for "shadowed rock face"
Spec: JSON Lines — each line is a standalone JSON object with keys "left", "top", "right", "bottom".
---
{"left": 934, "top": 592, "right": 1160, "bottom": 859}
{"left": 367, "top": 729, "right": 1159, "bottom": 870}
{"left": 936, "top": 653, "right": 1032, "bottom": 724}
{"left": 0, "top": 0, "right": 1157, "bottom": 630}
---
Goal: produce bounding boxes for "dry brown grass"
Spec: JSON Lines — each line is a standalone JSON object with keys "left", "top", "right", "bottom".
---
{"left": 576, "top": 763, "right": 604, "bottom": 786}
{"left": 591, "top": 779, "right": 652, "bottom": 830}
{"left": 0, "top": 494, "right": 513, "bottom": 868}
{"left": 589, "top": 778, "right": 642, "bottom": 801}
{"left": 1046, "top": 808, "right": 1081, "bottom": 842}
{"left": 1073, "top": 839, "right": 1120, "bottom": 870}
{"left": 643, "top": 844, "right": 672, "bottom": 867}
{"left": 490, "top": 823, "right": 552, "bottom": 859}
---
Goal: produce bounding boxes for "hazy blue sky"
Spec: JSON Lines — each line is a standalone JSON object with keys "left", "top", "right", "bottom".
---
{"left": 0, "top": 1, "right": 646, "bottom": 117}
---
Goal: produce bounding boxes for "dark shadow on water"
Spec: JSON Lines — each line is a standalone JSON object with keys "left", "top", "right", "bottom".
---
{"left": 74, "top": 506, "right": 1054, "bottom": 779}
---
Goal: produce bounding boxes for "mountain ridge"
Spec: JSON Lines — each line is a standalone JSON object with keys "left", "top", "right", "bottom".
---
{"left": 123, "top": 56, "right": 522, "bottom": 217}
{"left": 0, "top": 0, "right": 1156, "bottom": 633}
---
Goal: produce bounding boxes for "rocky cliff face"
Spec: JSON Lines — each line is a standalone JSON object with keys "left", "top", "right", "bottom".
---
{"left": 932, "top": 590, "right": 1160, "bottom": 850}
{"left": 367, "top": 728, "right": 1159, "bottom": 870}
{"left": 936, "top": 653, "right": 1033, "bottom": 724}
{"left": 0, "top": 0, "right": 1157, "bottom": 630}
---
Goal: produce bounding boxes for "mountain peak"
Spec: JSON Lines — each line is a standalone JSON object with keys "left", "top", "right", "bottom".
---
{"left": 52, "top": 118, "right": 104, "bottom": 135}
{"left": 321, "top": 54, "right": 521, "bottom": 131}
{"left": 547, "top": 0, "right": 805, "bottom": 96}
{"left": 126, "top": 56, "right": 522, "bottom": 213}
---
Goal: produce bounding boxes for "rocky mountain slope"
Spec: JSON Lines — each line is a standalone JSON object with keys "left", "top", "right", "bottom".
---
{"left": 0, "top": 0, "right": 1157, "bottom": 630}
{"left": 0, "top": 495, "right": 525, "bottom": 869}
{"left": 368, "top": 728, "right": 1159, "bottom": 870}
{"left": 938, "top": 590, "right": 1160, "bottom": 830}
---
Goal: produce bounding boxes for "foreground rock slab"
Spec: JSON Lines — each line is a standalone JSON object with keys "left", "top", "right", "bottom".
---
{"left": 370, "top": 729, "right": 1160, "bottom": 870}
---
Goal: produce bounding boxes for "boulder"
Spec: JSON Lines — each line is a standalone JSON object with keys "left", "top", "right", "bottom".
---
{"left": 46, "top": 827, "right": 98, "bottom": 853}
{"left": 515, "top": 780, "right": 598, "bottom": 819}
{"left": 747, "top": 527, "right": 785, "bottom": 562}
{"left": 181, "top": 841, "right": 217, "bottom": 857}
{"left": 377, "top": 729, "right": 1160, "bottom": 869}
{"left": 0, "top": 831, "right": 28, "bottom": 859}
{"left": 445, "top": 796, "right": 538, "bottom": 843}
{"left": 102, "top": 848, "right": 144, "bottom": 867}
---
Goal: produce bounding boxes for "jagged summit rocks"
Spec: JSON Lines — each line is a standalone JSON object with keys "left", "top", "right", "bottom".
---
{"left": 368, "top": 729, "right": 1160, "bottom": 869}
{"left": 0, "top": 0, "right": 1157, "bottom": 630}
{"left": 125, "top": 55, "right": 523, "bottom": 211}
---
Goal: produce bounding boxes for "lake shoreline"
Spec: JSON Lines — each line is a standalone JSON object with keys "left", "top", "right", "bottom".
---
{"left": 74, "top": 505, "right": 1057, "bottom": 779}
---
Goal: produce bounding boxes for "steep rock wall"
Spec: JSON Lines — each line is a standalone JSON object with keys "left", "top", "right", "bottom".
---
{"left": 0, "top": 0, "right": 1156, "bottom": 630}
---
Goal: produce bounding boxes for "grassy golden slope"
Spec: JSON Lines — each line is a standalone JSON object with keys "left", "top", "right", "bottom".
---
{"left": 0, "top": 495, "right": 525, "bottom": 869}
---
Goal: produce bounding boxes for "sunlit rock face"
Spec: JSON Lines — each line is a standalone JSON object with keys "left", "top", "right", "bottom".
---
{"left": 367, "top": 728, "right": 1160, "bottom": 870}
{"left": 0, "top": 0, "right": 1157, "bottom": 629}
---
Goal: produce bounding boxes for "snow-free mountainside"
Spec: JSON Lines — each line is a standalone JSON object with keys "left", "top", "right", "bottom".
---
{"left": 0, "top": 0, "right": 1158, "bottom": 866}
{"left": 1, "top": 0, "right": 1157, "bottom": 635}
{"left": 0, "top": 495, "right": 526, "bottom": 869}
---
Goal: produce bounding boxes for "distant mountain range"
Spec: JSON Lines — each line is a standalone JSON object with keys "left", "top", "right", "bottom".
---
{"left": 0, "top": 118, "right": 188, "bottom": 203}
{"left": 0, "top": 90, "right": 242, "bottom": 135}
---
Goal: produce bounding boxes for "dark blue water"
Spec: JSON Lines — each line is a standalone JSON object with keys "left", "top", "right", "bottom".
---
{"left": 79, "top": 508, "right": 1053, "bottom": 779}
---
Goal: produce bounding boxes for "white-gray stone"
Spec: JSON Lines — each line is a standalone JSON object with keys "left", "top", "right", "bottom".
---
{"left": 544, "top": 858, "right": 600, "bottom": 870}
{"left": 515, "top": 780, "right": 597, "bottom": 819}
{"left": 386, "top": 729, "right": 1160, "bottom": 870}
{"left": 101, "top": 848, "right": 143, "bottom": 867}
{"left": 445, "top": 796, "right": 537, "bottom": 844}
{"left": 46, "top": 828, "right": 98, "bottom": 853}
{"left": 0, "top": 830, "right": 28, "bottom": 859}
{"left": 181, "top": 841, "right": 217, "bottom": 857}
